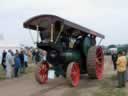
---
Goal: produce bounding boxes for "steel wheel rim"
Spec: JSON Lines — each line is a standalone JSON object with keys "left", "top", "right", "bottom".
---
{"left": 71, "top": 63, "right": 80, "bottom": 87}
{"left": 96, "top": 47, "right": 104, "bottom": 80}
{"left": 38, "top": 62, "right": 49, "bottom": 84}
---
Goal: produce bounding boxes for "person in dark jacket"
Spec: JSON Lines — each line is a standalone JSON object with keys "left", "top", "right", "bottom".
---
{"left": 14, "top": 50, "right": 21, "bottom": 77}
{"left": 19, "top": 50, "right": 25, "bottom": 73}
{"left": 1, "top": 50, "right": 7, "bottom": 70}
{"left": 35, "top": 49, "right": 41, "bottom": 64}
{"left": 112, "top": 51, "right": 117, "bottom": 70}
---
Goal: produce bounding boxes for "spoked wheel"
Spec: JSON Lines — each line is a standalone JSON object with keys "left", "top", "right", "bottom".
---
{"left": 66, "top": 62, "right": 80, "bottom": 87}
{"left": 96, "top": 47, "right": 104, "bottom": 80}
{"left": 87, "top": 46, "right": 104, "bottom": 80}
{"left": 35, "top": 61, "right": 49, "bottom": 84}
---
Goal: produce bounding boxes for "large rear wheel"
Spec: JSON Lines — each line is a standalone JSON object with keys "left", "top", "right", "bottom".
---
{"left": 35, "top": 61, "right": 49, "bottom": 84}
{"left": 66, "top": 62, "right": 80, "bottom": 87}
{"left": 87, "top": 46, "right": 104, "bottom": 80}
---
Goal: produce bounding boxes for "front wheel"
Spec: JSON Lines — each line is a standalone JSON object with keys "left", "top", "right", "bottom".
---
{"left": 66, "top": 62, "right": 80, "bottom": 87}
{"left": 35, "top": 61, "right": 49, "bottom": 84}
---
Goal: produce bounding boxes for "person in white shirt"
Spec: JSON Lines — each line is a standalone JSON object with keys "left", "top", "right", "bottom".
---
{"left": 5, "top": 50, "right": 14, "bottom": 79}
{"left": 24, "top": 53, "right": 28, "bottom": 68}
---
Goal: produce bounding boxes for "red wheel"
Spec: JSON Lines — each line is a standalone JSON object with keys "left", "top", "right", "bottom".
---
{"left": 66, "top": 62, "right": 80, "bottom": 87}
{"left": 35, "top": 61, "right": 49, "bottom": 84}
{"left": 87, "top": 46, "right": 104, "bottom": 80}
{"left": 96, "top": 47, "right": 104, "bottom": 80}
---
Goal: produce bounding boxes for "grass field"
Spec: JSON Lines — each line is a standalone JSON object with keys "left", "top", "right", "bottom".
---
{"left": 94, "top": 76, "right": 126, "bottom": 96}
{"left": 0, "top": 65, "right": 6, "bottom": 80}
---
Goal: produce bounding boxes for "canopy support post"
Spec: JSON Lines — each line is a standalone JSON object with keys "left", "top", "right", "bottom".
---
{"left": 98, "top": 38, "right": 103, "bottom": 46}
{"left": 55, "top": 24, "right": 64, "bottom": 44}
{"left": 28, "top": 29, "right": 35, "bottom": 44}
{"left": 36, "top": 25, "right": 39, "bottom": 43}
{"left": 50, "top": 24, "right": 54, "bottom": 42}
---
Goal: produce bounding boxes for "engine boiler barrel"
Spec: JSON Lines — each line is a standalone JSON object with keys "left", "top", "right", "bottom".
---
{"left": 61, "top": 50, "right": 81, "bottom": 63}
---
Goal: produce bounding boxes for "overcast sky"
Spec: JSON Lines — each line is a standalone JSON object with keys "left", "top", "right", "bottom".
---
{"left": 0, "top": 0, "right": 128, "bottom": 46}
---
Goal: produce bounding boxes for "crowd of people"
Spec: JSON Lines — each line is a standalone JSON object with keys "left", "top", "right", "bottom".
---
{"left": 1, "top": 48, "right": 42, "bottom": 79}
{"left": 111, "top": 50, "right": 128, "bottom": 88}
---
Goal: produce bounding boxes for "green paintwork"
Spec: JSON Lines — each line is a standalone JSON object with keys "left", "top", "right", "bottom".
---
{"left": 83, "top": 37, "right": 92, "bottom": 56}
{"left": 62, "top": 50, "right": 81, "bottom": 63}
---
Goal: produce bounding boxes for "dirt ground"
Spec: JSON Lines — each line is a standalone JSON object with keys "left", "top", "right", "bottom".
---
{"left": 0, "top": 56, "right": 128, "bottom": 96}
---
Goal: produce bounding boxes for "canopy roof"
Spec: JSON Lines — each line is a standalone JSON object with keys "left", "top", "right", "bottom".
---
{"left": 23, "top": 14, "right": 105, "bottom": 39}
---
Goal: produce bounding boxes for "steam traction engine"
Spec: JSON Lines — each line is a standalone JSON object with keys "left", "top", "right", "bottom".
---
{"left": 23, "top": 15, "right": 105, "bottom": 87}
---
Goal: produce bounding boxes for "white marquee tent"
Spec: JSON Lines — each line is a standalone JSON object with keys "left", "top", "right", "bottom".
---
{"left": 0, "top": 41, "right": 20, "bottom": 50}
{"left": 0, "top": 41, "right": 20, "bottom": 62}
